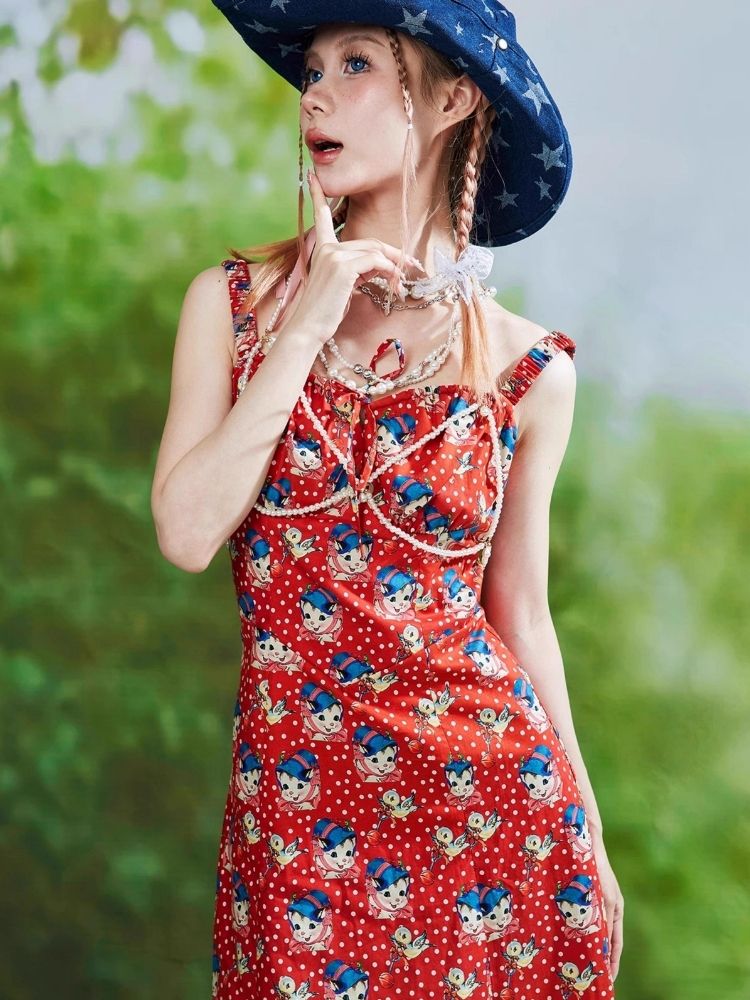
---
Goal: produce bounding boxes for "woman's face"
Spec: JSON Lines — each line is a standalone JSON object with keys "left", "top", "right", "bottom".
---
{"left": 300, "top": 23, "right": 425, "bottom": 196}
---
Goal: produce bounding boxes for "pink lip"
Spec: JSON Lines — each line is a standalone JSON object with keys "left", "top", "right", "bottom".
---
{"left": 310, "top": 145, "right": 343, "bottom": 164}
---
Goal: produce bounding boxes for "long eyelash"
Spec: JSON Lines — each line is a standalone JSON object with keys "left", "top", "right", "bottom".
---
{"left": 342, "top": 49, "right": 371, "bottom": 69}
{"left": 302, "top": 49, "right": 371, "bottom": 84}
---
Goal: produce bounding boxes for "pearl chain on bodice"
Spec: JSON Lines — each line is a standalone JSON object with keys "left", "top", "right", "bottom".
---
{"left": 233, "top": 337, "right": 507, "bottom": 568}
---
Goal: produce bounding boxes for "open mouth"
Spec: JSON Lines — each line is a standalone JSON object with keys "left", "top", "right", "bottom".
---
{"left": 314, "top": 140, "right": 343, "bottom": 151}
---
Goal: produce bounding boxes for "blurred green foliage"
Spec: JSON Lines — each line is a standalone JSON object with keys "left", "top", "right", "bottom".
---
{"left": 1, "top": 3, "right": 748, "bottom": 998}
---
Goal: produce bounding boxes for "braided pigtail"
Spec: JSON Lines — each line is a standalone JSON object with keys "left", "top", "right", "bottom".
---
{"left": 384, "top": 27, "right": 418, "bottom": 311}
{"left": 454, "top": 99, "right": 499, "bottom": 400}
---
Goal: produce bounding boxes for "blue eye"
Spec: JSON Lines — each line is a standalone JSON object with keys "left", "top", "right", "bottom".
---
{"left": 303, "top": 50, "right": 372, "bottom": 86}
{"left": 345, "top": 52, "right": 370, "bottom": 72}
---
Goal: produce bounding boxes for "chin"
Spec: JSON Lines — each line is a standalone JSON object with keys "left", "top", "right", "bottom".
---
{"left": 316, "top": 181, "right": 348, "bottom": 198}
{"left": 315, "top": 168, "right": 389, "bottom": 200}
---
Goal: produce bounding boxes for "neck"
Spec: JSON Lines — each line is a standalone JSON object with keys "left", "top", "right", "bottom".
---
{"left": 336, "top": 199, "right": 459, "bottom": 277}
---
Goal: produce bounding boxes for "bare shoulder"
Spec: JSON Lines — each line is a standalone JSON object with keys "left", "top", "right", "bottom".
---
{"left": 483, "top": 299, "right": 576, "bottom": 436}
{"left": 173, "top": 264, "right": 235, "bottom": 364}
{"left": 182, "top": 263, "right": 235, "bottom": 321}
{"left": 187, "top": 262, "right": 232, "bottom": 300}
{"left": 481, "top": 299, "right": 556, "bottom": 376}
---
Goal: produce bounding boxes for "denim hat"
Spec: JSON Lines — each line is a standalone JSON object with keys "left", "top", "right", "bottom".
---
{"left": 211, "top": 1, "right": 573, "bottom": 248}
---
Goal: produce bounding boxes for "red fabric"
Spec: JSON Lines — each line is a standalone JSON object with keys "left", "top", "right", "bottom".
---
{"left": 210, "top": 258, "right": 614, "bottom": 1000}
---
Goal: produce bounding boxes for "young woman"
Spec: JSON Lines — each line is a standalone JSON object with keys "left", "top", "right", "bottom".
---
{"left": 151, "top": 5, "right": 623, "bottom": 998}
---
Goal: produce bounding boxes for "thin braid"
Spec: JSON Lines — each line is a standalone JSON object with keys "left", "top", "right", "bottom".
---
{"left": 297, "top": 117, "right": 306, "bottom": 271}
{"left": 384, "top": 27, "right": 417, "bottom": 306}
{"left": 455, "top": 102, "right": 494, "bottom": 255}
{"left": 454, "top": 101, "right": 499, "bottom": 400}
{"left": 296, "top": 67, "right": 311, "bottom": 276}
{"left": 386, "top": 28, "right": 415, "bottom": 147}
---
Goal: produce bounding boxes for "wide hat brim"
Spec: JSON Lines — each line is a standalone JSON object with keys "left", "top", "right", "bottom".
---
{"left": 211, "top": 1, "right": 573, "bottom": 248}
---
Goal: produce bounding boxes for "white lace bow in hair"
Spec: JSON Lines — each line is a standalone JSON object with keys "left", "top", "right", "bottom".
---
{"left": 410, "top": 243, "right": 495, "bottom": 303}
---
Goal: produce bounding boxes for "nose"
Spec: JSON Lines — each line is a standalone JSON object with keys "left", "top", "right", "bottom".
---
{"left": 300, "top": 83, "right": 331, "bottom": 117}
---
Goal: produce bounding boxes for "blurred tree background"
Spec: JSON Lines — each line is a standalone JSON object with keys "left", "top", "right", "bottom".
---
{"left": 1, "top": 3, "right": 748, "bottom": 999}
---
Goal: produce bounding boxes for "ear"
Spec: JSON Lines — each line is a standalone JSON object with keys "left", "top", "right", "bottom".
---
{"left": 441, "top": 74, "right": 484, "bottom": 124}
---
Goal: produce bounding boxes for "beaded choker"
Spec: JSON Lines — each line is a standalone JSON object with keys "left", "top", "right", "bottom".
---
{"left": 358, "top": 242, "right": 495, "bottom": 315}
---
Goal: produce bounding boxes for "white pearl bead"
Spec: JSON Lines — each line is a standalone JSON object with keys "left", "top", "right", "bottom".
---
{"left": 239, "top": 273, "right": 507, "bottom": 563}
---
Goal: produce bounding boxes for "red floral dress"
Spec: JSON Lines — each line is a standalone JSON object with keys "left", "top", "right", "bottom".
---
{"left": 210, "top": 257, "right": 615, "bottom": 1000}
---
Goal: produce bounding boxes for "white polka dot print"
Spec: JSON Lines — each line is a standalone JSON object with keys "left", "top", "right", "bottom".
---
{"left": 208, "top": 259, "right": 615, "bottom": 1000}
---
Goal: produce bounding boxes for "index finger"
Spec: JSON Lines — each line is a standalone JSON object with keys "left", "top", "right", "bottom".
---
{"left": 307, "top": 169, "right": 336, "bottom": 246}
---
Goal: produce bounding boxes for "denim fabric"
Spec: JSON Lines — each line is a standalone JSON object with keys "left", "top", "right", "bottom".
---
{"left": 211, "top": 0, "right": 573, "bottom": 247}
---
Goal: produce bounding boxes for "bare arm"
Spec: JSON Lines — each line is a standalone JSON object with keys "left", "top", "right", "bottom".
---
{"left": 150, "top": 264, "right": 320, "bottom": 573}
{"left": 481, "top": 347, "right": 605, "bottom": 835}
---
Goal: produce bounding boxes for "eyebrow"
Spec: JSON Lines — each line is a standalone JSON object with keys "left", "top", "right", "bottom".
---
{"left": 305, "top": 32, "right": 386, "bottom": 60}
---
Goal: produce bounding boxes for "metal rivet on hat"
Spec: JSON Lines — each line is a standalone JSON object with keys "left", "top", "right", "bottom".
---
{"left": 498, "top": 38, "right": 508, "bottom": 49}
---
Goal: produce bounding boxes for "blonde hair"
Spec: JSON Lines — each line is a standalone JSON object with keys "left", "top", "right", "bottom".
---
{"left": 227, "top": 25, "right": 500, "bottom": 401}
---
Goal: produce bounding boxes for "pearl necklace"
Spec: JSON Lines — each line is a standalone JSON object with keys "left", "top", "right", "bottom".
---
{"left": 316, "top": 298, "right": 462, "bottom": 397}
{"left": 260, "top": 271, "right": 463, "bottom": 398}
{"left": 260, "top": 241, "right": 496, "bottom": 397}
{"left": 316, "top": 239, "right": 496, "bottom": 392}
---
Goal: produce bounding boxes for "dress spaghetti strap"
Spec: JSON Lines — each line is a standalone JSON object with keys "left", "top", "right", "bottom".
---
{"left": 498, "top": 330, "right": 576, "bottom": 406}
{"left": 222, "top": 257, "right": 258, "bottom": 362}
